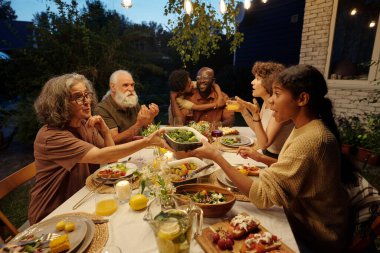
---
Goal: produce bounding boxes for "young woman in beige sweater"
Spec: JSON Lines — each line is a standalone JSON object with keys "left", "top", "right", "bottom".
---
{"left": 189, "top": 65, "right": 351, "bottom": 252}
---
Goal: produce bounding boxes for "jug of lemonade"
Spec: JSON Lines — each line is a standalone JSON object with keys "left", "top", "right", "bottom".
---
{"left": 144, "top": 194, "right": 203, "bottom": 253}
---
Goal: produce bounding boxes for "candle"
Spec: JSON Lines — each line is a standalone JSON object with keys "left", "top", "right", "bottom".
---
{"left": 114, "top": 180, "right": 131, "bottom": 203}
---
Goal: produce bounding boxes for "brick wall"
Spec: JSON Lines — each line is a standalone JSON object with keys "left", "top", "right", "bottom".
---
{"left": 300, "top": 0, "right": 380, "bottom": 119}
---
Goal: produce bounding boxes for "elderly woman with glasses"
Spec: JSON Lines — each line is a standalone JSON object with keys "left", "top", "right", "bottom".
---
{"left": 28, "top": 73, "right": 169, "bottom": 224}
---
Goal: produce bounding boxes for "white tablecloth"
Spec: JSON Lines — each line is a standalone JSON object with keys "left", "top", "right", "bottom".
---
{"left": 45, "top": 127, "right": 300, "bottom": 252}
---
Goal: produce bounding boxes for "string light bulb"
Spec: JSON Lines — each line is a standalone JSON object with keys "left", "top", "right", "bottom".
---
{"left": 369, "top": 21, "right": 376, "bottom": 28}
{"left": 219, "top": 0, "right": 227, "bottom": 14}
{"left": 262, "top": 0, "right": 268, "bottom": 3}
{"left": 350, "top": 8, "right": 357, "bottom": 16}
{"left": 121, "top": 0, "right": 132, "bottom": 9}
{"left": 184, "top": 0, "right": 193, "bottom": 15}
{"left": 244, "top": 0, "right": 251, "bottom": 9}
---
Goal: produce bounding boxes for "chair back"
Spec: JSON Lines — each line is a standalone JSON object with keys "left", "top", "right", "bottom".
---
{"left": 0, "top": 162, "right": 36, "bottom": 241}
{"left": 346, "top": 173, "right": 380, "bottom": 252}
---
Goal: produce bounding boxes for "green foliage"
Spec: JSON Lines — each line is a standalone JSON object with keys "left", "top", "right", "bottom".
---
{"left": 337, "top": 116, "right": 363, "bottom": 145}
{"left": 164, "top": 0, "right": 244, "bottom": 66}
{"left": 1, "top": 0, "right": 179, "bottom": 143}
{"left": 357, "top": 114, "right": 380, "bottom": 154}
{"left": 0, "top": 0, "right": 17, "bottom": 20}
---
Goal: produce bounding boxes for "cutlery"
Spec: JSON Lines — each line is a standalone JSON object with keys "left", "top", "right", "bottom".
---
{"left": 185, "top": 163, "right": 214, "bottom": 179}
{"left": 92, "top": 218, "right": 109, "bottom": 224}
{"left": 72, "top": 179, "right": 106, "bottom": 210}
{"left": 15, "top": 233, "right": 60, "bottom": 246}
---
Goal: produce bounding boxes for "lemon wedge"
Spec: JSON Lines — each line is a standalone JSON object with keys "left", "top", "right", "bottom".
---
{"left": 156, "top": 237, "right": 179, "bottom": 253}
{"left": 157, "top": 218, "right": 181, "bottom": 240}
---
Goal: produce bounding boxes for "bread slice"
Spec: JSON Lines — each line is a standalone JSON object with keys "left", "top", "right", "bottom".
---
{"left": 228, "top": 214, "right": 260, "bottom": 239}
{"left": 240, "top": 231, "right": 281, "bottom": 253}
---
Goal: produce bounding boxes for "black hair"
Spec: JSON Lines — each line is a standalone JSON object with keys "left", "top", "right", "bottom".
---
{"left": 277, "top": 65, "right": 357, "bottom": 184}
{"left": 277, "top": 65, "right": 340, "bottom": 143}
{"left": 168, "top": 69, "right": 190, "bottom": 92}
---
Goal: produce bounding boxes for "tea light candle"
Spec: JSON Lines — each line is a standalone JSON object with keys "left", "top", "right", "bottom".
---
{"left": 115, "top": 180, "right": 131, "bottom": 202}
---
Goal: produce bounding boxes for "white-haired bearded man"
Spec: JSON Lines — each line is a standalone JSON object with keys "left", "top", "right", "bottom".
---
{"left": 94, "top": 70, "right": 159, "bottom": 144}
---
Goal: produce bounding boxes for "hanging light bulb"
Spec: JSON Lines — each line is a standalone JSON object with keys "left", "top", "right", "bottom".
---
{"left": 262, "top": 0, "right": 268, "bottom": 3}
{"left": 220, "top": 0, "right": 227, "bottom": 14}
{"left": 350, "top": 8, "right": 357, "bottom": 16}
{"left": 121, "top": 0, "right": 132, "bottom": 9}
{"left": 244, "top": 0, "right": 251, "bottom": 9}
{"left": 369, "top": 21, "right": 376, "bottom": 28}
{"left": 184, "top": 0, "right": 193, "bottom": 15}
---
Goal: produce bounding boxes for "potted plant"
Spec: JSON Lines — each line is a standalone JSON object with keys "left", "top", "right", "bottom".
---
{"left": 356, "top": 113, "right": 380, "bottom": 165}
{"left": 337, "top": 116, "right": 362, "bottom": 155}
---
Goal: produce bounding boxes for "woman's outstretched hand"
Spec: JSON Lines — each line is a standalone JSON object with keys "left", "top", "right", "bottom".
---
{"left": 146, "top": 129, "right": 173, "bottom": 151}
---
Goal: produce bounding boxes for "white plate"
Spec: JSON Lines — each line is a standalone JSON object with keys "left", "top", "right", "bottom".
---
{"left": 220, "top": 135, "right": 253, "bottom": 147}
{"left": 94, "top": 162, "right": 137, "bottom": 184}
{"left": 167, "top": 157, "right": 218, "bottom": 183}
{"left": 11, "top": 216, "right": 87, "bottom": 253}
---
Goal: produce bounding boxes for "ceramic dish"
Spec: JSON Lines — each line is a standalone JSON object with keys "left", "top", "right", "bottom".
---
{"left": 162, "top": 126, "right": 207, "bottom": 151}
{"left": 167, "top": 157, "right": 217, "bottom": 186}
{"left": 219, "top": 135, "right": 252, "bottom": 148}
{"left": 10, "top": 216, "right": 88, "bottom": 253}
{"left": 76, "top": 217, "right": 95, "bottom": 253}
{"left": 93, "top": 162, "right": 137, "bottom": 185}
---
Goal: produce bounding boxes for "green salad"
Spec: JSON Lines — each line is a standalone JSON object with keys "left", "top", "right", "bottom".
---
{"left": 142, "top": 122, "right": 160, "bottom": 137}
{"left": 190, "top": 190, "right": 226, "bottom": 204}
{"left": 167, "top": 129, "right": 198, "bottom": 143}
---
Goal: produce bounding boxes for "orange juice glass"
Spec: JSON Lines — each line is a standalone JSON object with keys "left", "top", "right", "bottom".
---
{"left": 226, "top": 98, "right": 240, "bottom": 111}
{"left": 95, "top": 194, "right": 118, "bottom": 216}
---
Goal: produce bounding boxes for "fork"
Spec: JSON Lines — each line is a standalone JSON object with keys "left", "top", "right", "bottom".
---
{"left": 16, "top": 233, "right": 60, "bottom": 246}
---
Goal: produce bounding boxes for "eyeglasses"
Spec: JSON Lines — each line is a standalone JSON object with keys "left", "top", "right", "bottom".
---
{"left": 196, "top": 75, "right": 214, "bottom": 82}
{"left": 70, "top": 92, "right": 93, "bottom": 105}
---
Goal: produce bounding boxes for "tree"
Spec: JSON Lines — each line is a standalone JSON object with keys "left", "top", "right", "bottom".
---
{"left": 164, "top": 0, "right": 243, "bottom": 66}
{"left": 0, "top": 0, "right": 17, "bottom": 20}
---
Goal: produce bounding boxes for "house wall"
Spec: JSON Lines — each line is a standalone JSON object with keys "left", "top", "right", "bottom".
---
{"left": 300, "top": 0, "right": 380, "bottom": 119}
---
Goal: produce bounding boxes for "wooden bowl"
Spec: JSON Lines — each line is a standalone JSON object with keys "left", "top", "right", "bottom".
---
{"left": 176, "top": 184, "right": 236, "bottom": 218}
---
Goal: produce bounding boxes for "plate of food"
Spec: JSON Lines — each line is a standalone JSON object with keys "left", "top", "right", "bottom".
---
{"left": 7, "top": 216, "right": 88, "bottom": 253}
{"left": 167, "top": 157, "right": 217, "bottom": 185}
{"left": 218, "top": 127, "right": 239, "bottom": 135}
{"left": 219, "top": 135, "right": 252, "bottom": 148}
{"left": 94, "top": 162, "right": 137, "bottom": 184}
{"left": 195, "top": 213, "right": 294, "bottom": 252}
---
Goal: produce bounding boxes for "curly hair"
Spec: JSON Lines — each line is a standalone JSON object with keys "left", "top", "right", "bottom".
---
{"left": 168, "top": 69, "right": 190, "bottom": 92}
{"left": 252, "top": 61, "right": 285, "bottom": 95}
{"left": 34, "top": 73, "right": 97, "bottom": 128}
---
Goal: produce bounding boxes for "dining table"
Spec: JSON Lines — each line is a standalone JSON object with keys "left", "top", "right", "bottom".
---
{"left": 44, "top": 126, "right": 300, "bottom": 253}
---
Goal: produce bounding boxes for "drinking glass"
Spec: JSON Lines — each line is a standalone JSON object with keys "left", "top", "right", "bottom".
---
{"left": 226, "top": 97, "right": 240, "bottom": 111}
{"left": 95, "top": 193, "right": 119, "bottom": 217}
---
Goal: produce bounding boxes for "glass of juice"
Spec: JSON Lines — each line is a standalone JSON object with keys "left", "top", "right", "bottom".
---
{"left": 226, "top": 97, "right": 240, "bottom": 111}
{"left": 95, "top": 193, "right": 119, "bottom": 217}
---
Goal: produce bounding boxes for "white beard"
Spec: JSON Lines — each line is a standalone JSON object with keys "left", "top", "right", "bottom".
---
{"left": 114, "top": 90, "right": 139, "bottom": 109}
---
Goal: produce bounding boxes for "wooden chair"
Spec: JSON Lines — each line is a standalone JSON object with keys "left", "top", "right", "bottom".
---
{"left": 0, "top": 162, "right": 36, "bottom": 242}
{"left": 347, "top": 216, "right": 380, "bottom": 253}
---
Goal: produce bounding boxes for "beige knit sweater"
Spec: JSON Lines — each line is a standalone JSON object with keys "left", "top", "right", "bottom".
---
{"left": 249, "top": 119, "right": 350, "bottom": 252}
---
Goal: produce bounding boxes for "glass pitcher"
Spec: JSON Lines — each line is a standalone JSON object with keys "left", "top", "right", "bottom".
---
{"left": 143, "top": 194, "right": 203, "bottom": 253}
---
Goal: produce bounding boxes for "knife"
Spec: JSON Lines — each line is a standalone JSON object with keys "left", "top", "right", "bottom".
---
{"left": 185, "top": 163, "right": 214, "bottom": 179}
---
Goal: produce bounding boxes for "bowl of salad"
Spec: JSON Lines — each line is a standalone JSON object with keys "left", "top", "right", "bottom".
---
{"left": 162, "top": 126, "right": 207, "bottom": 151}
{"left": 175, "top": 184, "right": 236, "bottom": 217}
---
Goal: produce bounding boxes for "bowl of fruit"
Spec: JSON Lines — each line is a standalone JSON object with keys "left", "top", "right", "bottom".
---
{"left": 175, "top": 184, "right": 236, "bottom": 218}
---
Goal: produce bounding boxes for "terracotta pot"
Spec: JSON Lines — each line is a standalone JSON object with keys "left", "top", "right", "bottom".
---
{"left": 357, "top": 147, "right": 380, "bottom": 165}
{"left": 341, "top": 144, "right": 353, "bottom": 155}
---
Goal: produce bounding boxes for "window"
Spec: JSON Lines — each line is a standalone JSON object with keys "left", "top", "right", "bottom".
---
{"left": 328, "top": 0, "right": 380, "bottom": 81}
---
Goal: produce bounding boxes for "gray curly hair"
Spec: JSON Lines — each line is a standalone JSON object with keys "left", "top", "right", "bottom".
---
{"left": 34, "top": 73, "right": 97, "bottom": 128}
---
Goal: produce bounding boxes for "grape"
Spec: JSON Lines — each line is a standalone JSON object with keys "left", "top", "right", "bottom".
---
{"left": 212, "top": 233, "right": 220, "bottom": 244}
{"left": 225, "top": 238, "right": 234, "bottom": 250}
{"left": 217, "top": 238, "right": 227, "bottom": 250}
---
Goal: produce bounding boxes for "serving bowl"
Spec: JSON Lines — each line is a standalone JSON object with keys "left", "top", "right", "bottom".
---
{"left": 162, "top": 126, "right": 207, "bottom": 151}
{"left": 175, "top": 184, "right": 236, "bottom": 218}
